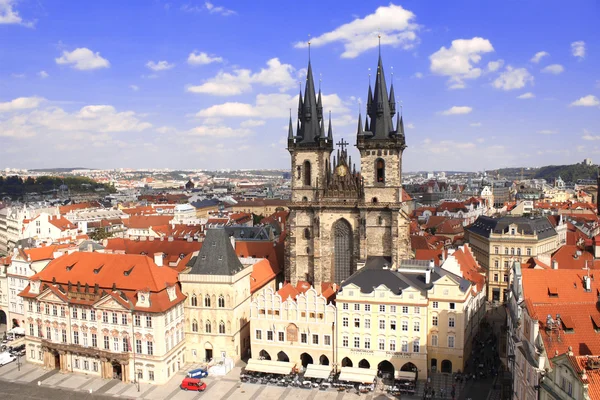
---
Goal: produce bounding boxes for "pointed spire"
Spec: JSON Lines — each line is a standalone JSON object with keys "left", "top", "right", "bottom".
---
{"left": 365, "top": 53, "right": 394, "bottom": 140}
{"left": 365, "top": 115, "right": 370, "bottom": 132}
{"left": 357, "top": 112, "right": 364, "bottom": 136}
{"left": 288, "top": 110, "right": 294, "bottom": 141}
{"left": 297, "top": 85, "right": 303, "bottom": 118}
{"left": 389, "top": 82, "right": 396, "bottom": 116}
{"left": 317, "top": 86, "right": 323, "bottom": 119}
{"left": 296, "top": 59, "right": 321, "bottom": 144}
{"left": 327, "top": 111, "right": 333, "bottom": 142}
{"left": 367, "top": 82, "right": 373, "bottom": 114}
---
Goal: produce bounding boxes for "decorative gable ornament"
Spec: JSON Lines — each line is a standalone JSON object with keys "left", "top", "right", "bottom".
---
{"left": 137, "top": 290, "right": 150, "bottom": 308}
{"left": 30, "top": 280, "right": 41, "bottom": 295}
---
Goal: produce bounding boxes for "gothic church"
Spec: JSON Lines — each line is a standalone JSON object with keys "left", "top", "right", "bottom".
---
{"left": 285, "top": 53, "right": 411, "bottom": 288}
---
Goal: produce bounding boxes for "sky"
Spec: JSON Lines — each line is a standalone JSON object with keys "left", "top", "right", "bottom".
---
{"left": 0, "top": 0, "right": 599, "bottom": 172}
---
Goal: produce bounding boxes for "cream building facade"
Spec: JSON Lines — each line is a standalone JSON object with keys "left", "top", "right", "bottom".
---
{"left": 465, "top": 216, "right": 560, "bottom": 302}
{"left": 335, "top": 254, "right": 485, "bottom": 380}
{"left": 19, "top": 252, "right": 186, "bottom": 385}
{"left": 180, "top": 229, "right": 254, "bottom": 364}
{"left": 250, "top": 285, "right": 335, "bottom": 367}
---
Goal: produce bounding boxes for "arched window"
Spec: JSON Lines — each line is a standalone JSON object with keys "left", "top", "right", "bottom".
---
{"left": 510, "top": 248, "right": 515, "bottom": 255}
{"left": 205, "top": 321, "right": 211, "bottom": 333}
{"left": 219, "top": 321, "right": 225, "bottom": 334}
{"left": 333, "top": 219, "right": 354, "bottom": 284}
{"left": 516, "top": 248, "right": 521, "bottom": 256}
{"left": 303, "top": 160, "right": 311, "bottom": 186}
{"left": 376, "top": 158, "right": 385, "bottom": 183}
{"left": 372, "top": 197, "right": 378, "bottom": 204}
{"left": 192, "top": 320, "right": 198, "bottom": 332}
{"left": 304, "top": 228, "right": 311, "bottom": 240}
{"left": 378, "top": 216, "right": 383, "bottom": 225}
{"left": 191, "top": 294, "right": 197, "bottom": 307}
{"left": 204, "top": 295, "right": 211, "bottom": 308}
{"left": 218, "top": 295, "right": 225, "bottom": 308}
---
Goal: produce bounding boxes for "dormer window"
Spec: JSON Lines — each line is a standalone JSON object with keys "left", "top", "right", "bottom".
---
{"left": 511, "top": 228, "right": 516, "bottom": 235}
{"left": 548, "top": 287, "right": 559, "bottom": 298}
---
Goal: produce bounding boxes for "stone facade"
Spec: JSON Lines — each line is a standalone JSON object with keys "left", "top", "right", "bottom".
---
{"left": 285, "top": 54, "right": 411, "bottom": 289}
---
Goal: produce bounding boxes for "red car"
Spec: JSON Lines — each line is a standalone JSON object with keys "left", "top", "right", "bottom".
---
{"left": 180, "top": 377, "right": 207, "bottom": 391}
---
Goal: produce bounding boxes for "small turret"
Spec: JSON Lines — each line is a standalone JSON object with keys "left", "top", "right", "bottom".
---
{"left": 327, "top": 111, "right": 333, "bottom": 142}
{"left": 389, "top": 83, "right": 396, "bottom": 116}
{"left": 357, "top": 112, "right": 364, "bottom": 136}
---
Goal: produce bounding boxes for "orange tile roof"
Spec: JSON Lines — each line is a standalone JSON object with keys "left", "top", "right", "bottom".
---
{"left": 126, "top": 215, "right": 173, "bottom": 229}
{"left": 250, "top": 258, "right": 278, "bottom": 294}
{"left": 522, "top": 268, "right": 600, "bottom": 358}
{"left": 415, "top": 249, "right": 445, "bottom": 266}
{"left": 104, "top": 238, "right": 201, "bottom": 261}
{"left": 59, "top": 202, "right": 101, "bottom": 214}
{"left": 569, "top": 356, "right": 600, "bottom": 400}
{"left": 21, "top": 245, "right": 71, "bottom": 262}
{"left": 551, "top": 245, "right": 600, "bottom": 270}
{"left": 411, "top": 235, "right": 432, "bottom": 251}
{"left": 277, "top": 282, "right": 299, "bottom": 300}
{"left": 48, "top": 215, "right": 77, "bottom": 231}
{"left": 452, "top": 245, "right": 486, "bottom": 292}
{"left": 29, "top": 252, "right": 178, "bottom": 292}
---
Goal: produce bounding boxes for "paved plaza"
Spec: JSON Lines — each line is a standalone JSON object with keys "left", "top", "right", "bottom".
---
{"left": 0, "top": 358, "right": 497, "bottom": 400}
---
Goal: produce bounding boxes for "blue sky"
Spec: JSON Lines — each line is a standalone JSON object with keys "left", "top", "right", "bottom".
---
{"left": 0, "top": 0, "right": 598, "bottom": 171}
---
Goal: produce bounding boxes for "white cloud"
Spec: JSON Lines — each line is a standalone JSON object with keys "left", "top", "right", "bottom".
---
{"left": 487, "top": 59, "right": 504, "bottom": 72}
{"left": 470, "top": 122, "right": 482, "bottom": 127}
{"left": 517, "top": 92, "right": 535, "bottom": 99}
{"left": 129, "top": 85, "right": 139, "bottom": 91}
{"left": 406, "top": 123, "right": 415, "bottom": 129}
{"left": 570, "top": 95, "right": 600, "bottom": 107}
{"left": 203, "top": 1, "right": 235, "bottom": 16}
{"left": 187, "top": 58, "right": 296, "bottom": 96}
{"left": 186, "top": 125, "right": 251, "bottom": 138}
{"left": 492, "top": 66, "right": 533, "bottom": 90}
{"left": 530, "top": 51, "right": 549, "bottom": 63}
{"left": 156, "top": 126, "right": 176, "bottom": 134}
{"left": 541, "top": 64, "right": 564, "bottom": 75}
{"left": 180, "top": 1, "right": 236, "bottom": 16}
{"left": 440, "top": 106, "right": 472, "bottom": 116}
{"left": 37, "top": 70, "right": 49, "bottom": 79}
{"left": 412, "top": 72, "right": 423, "bottom": 79}
{"left": 55, "top": 48, "right": 110, "bottom": 70}
{"left": 582, "top": 129, "right": 600, "bottom": 141}
{"left": 0, "top": 96, "right": 45, "bottom": 112}
{"left": 0, "top": 104, "right": 151, "bottom": 138}
{"left": 187, "top": 51, "right": 223, "bottom": 66}
{"left": 429, "top": 37, "right": 494, "bottom": 89}
{"left": 537, "top": 130, "right": 557, "bottom": 134}
{"left": 197, "top": 92, "right": 349, "bottom": 118}
{"left": 240, "top": 119, "right": 265, "bottom": 128}
{"left": 146, "top": 60, "right": 175, "bottom": 71}
{"left": 476, "top": 138, "right": 484, "bottom": 143}
{"left": 294, "top": 4, "right": 419, "bottom": 59}
{"left": 0, "top": 0, "right": 34, "bottom": 27}
{"left": 571, "top": 41, "right": 586, "bottom": 59}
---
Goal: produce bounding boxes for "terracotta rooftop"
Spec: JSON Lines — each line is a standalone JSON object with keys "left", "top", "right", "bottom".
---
{"left": 126, "top": 215, "right": 173, "bottom": 229}
{"left": 522, "top": 268, "right": 600, "bottom": 358}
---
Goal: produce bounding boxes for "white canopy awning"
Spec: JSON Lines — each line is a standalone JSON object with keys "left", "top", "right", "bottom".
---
{"left": 9, "top": 327, "right": 25, "bottom": 335}
{"left": 244, "top": 359, "right": 295, "bottom": 375}
{"left": 303, "top": 364, "right": 332, "bottom": 379}
{"left": 395, "top": 370, "right": 417, "bottom": 381}
{"left": 338, "top": 367, "right": 377, "bottom": 383}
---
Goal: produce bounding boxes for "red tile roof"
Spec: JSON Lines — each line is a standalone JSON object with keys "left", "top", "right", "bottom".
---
{"left": 59, "top": 202, "right": 101, "bottom": 215}
{"left": 452, "top": 245, "right": 486, "bottom": 291}
{"left": 569, "top": 356, "right": 600, "bottom": 400}
{"left": 20, "top": 245, "right": 71, "bottom": 262}
{"left": 126, "top": 215, "right": 173, "bottom": 229}
{"left": 250, "top": 258, "right": 278, "bottom": 294}
{"left": 411, "top": 235, "right": 432, "bottom": 251}
{"left": 551, "top": 245, "right": 600, "bottom": 270}
{"left": 28, "top": 252, "right": 179, "bottom": 292}
{"left": 48, "top": 216, "right": 77, "bottom": 231}
{"left": 104, "top": 238, "right": 201, "bottom": 262}
{"left": 522, "top": 269, "right": 600, "bottom": 358}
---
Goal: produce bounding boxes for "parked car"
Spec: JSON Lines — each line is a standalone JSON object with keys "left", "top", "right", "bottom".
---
{"left": 187, "top": 368, "right": 208, "bottom": 379}
{"left": 0, "top": 352, "right": 16, "bottom": 367}
{"left": 180, "top": 377, "right": 207, "bottom": 391}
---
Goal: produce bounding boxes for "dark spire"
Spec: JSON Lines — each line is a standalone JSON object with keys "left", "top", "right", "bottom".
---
{"left": 295, "top": 60, "right": 321, "bottom": 144}
{"left": 317, "top": 85, "right": 323, "bottom": 120}
{"left": 297, "top": 86, "right": 303, "bottom": 119}
{"left": 365, "top": 115, "right": 370, "bottom": 132}
{"left": 288, "top": 111, "right": 294, "bottom": 141}
{"left": 366, "top": 54, "right": 394, "bottom": 139}
{"left": 367, "top": 82, "right": 373, "bottom": 113}
{"left": 389, "top": 82, "right": 396, "bottom": 116}
{"left": 327, "top": 111, "right": 333, "bottom": 142}
{"left": 357, "top": 112, "right": 364, "bottom": 136}
{"left": 397, "top": 114, "right": 404, "bottom": 136}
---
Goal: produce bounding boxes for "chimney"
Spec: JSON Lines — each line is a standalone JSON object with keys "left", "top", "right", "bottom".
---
{"left": 87, "top": 243, "right": 93, "bottom": 252}
{"left": 425, "top": 268, "right": 431, "bottom": 284}
{"left": 168, "top": 236, "right": 174, "bottom": 242}
{"left": 154, "top": 252, "right": 163, "bottom": 267}
{"left": 149, "top": 236, "right": 154, "bottom": 241}
{"left": 230, "top": 235, "right": 236, "bottom": 250}
{"left": 429, "top": 259, "right": 435, "bottom": 269}
{"left": 552, "top": 260, "right": 558, "bottom": 270}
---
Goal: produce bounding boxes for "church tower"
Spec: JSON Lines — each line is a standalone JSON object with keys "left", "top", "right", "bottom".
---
{"left": 285, "top": 52, "right": 411, "bottom": 290}
{"left": 356, "top": 53, "right": 410, "bottom": 269}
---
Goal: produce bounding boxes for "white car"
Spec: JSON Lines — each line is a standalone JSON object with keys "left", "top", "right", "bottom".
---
{"left": 0, "top": 352, "right": 16, "bottom": 366}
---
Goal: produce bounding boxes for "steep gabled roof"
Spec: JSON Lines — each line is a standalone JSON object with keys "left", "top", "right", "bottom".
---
{"left": 189, "top": 229, "right": 244, "bottom": 276}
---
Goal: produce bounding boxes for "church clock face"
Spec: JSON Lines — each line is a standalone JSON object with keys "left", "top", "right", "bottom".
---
{"left": 336, "top": 165, "right": 348, "bottom": 177}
